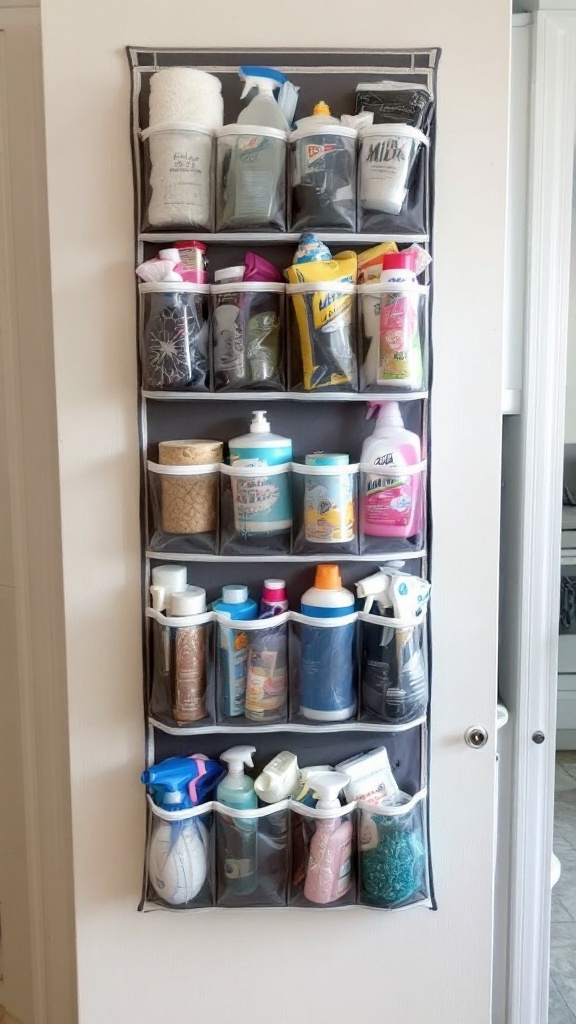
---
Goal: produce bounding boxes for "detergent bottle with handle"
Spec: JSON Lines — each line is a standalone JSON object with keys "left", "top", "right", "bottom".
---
{"left": 360, "top": 401, "right": 423, "bottom": 539}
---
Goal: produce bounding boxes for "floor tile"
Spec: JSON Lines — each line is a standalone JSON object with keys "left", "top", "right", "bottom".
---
{"left": 552, "top": 954, "right": 576, "bottom": 1014}
{"left": 550, "top": 974, "right": 576, "bottom": 1024}
{"left": 556, "top": 766, "right": 576, "bottom": 793}
{"left": 551, "top": 898, "right": 575, "bottom": 923}
{"left": 551, "top": 922, "right": 576, "bottom": 948}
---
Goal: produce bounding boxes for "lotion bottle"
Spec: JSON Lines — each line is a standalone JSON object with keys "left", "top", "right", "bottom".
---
{"left": 303, "top": 771, "right": 353, "bottom": 904}
{"left": 360, "top": 401, "right": 422, "bottom": 539}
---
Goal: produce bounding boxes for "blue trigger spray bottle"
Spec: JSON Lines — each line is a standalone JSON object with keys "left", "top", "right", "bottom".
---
{"left": 141, "top": 756, "right": 225, "bottom": 906}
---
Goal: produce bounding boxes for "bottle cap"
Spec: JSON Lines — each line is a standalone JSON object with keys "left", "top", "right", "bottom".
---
{"left": 263, "top": 579, "right": 286, "bottom": 600}
{"left": 169, "top": 586, "right": 207, "bottom": 616}
{"left": 222, "top": 584, "right": 249, "bottom": 604}
{"left": 381, "top": 251, "right": 417, "bottom": 272}
{"left": 150, "top": 564, "right": 188, "bottom": 611}
{"left": 306, "top": 770, "right": 350, "bottom": 810}
{"left": 313, "top": 100, "right": 331, "bottom": 116}
{"left": 221, "top": 745, "right": 256, "bottom": 776}
{"left": 250, "top": 410, "right": 271, "bottom": 433}
{"left": 314, "top": 564, "right": 342, "bottom": 590}
{"left": 367, "top": 400, "right": 404, "bottom": 428}
{"left": 176, "top": 240, "right": 208, "bottom": 253}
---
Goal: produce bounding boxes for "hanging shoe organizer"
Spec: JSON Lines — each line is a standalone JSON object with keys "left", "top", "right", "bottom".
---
{"left": 128, "top": 46, "right": 440, "bottom": 912}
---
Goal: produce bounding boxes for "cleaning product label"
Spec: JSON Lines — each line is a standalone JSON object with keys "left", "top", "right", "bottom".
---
{"left": 337, "top": 840, "right": 353, "bottom": 896}
{"left": 304, "top": 471, "right": 354, "bottom": 543}
{"left": 364, "top": 455, "right": 413, "bottom": 529}
{"left": 146, "top": 126, "right": 212, "bottom": 230}
{"left": 219, "top": 625, "right": 249, "bottom": 716}
{"left": 378, "top": 292, "right": 421, "bottom": 384}
{"left": 231, "top": 464, "right": 292, "bottom": 536}
{"left": 244, "top": 650, "right": 286, "bottom": 719}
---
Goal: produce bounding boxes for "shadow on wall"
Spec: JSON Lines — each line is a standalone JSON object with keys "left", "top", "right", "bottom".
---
{"left": 0, "top": 1007, "right": 23, "bottom": 1024}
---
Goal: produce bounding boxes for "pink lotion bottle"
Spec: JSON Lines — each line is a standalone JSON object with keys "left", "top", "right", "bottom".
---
{"left": 360, "top": 401, "right": 423, "bottom": 539}
{"left": 303, "top": 772, "right": 353, "bottom": 905}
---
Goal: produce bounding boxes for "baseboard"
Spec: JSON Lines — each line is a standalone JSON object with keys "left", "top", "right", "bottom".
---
{"left": 556, "top": 729, "right": 576, "bottom": 750}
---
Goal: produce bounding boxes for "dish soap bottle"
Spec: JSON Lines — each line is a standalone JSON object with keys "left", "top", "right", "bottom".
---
{"left": 360, "top": 401, "right": 423, "bottom": 539}
{"left": 216, "top": 745, "right": 258, "bottom": 895}
{"left": 299, "top": 565, "right": 356, "bottom": 722}
{"left": 303, "top": 771, "right": 353, "bottom": 904}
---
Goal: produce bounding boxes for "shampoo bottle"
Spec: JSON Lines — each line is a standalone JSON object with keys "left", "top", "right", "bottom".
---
{"left": 303, "top": 771, "right": 353, "bottom": 904}
{"left": 213, "top": 585, "right": 258, "bottom": 718}
{"left": 217, "top": 745, "right": 258, "bottom": 895}
{"left": 360, "top": 401, "right": 422, "bottom": 539}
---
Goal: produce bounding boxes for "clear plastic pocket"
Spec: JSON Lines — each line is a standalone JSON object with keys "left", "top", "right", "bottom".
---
{"left": 216, "top": 803, "right": 289, "bottom": 907}
{"left": 145, "top": 800, "right": 215, "bottom": 910}
{"left": 357, "top": 791, "right": 429, "bottom": 908}
{"left": 219, "top": 462, "right": 292, "bottom": 555}
{"left": 215, "top": 613, "right": 289, "bottom": 725}
{"left": 291, "top": 461, "right": 358, "bottom": 556}
{"left": 140, "top": 122, "right": 214, "bottom": 232}
{"left": 289, "top": 125, "right": 357, "bottom": 231}
{"left": 147, "top": 461, "right": 219, "bottom": 554}
{"left": 358, "top": 612, "right": 428, "bottom": 724}
{"left": 357, "top": 284, "right": 429, "bottom": 392}
{"left": 289, "top": 612, "right": 358, "bottom": 724}
{"left": 216, "top": 125, "right": 288, "bottom": 231}
{"left": 211, "top": 283, "right": 285, "bottom": 391}
{"left": 287, "top": 283, "right": 358, "bottom": 393}
{"left": 139, "top": 283, "right": 210, "bottom": 392}
{"left": 147, "top": 608, "right": 215, "bottom": 727}
{"left": 289, "top": 802, "right": 356, "bottom": 907}
{"left": 357, "top": 125, "right": 430, "bottom": 234}
{"left": 359, "top": 461, "right": 427, "bottom": 555}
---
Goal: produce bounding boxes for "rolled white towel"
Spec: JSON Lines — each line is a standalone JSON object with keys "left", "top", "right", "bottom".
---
{"left": 149, "top": 67, "right": 223, "bottom": 129}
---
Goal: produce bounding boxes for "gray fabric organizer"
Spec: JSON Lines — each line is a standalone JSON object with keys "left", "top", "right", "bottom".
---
{"left": 128, "top": 46, "right": 439, "bottom": 911}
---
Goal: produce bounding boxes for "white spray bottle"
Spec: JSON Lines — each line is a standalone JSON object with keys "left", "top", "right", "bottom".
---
{"left": 216, "top": 745, "right": 258, "bottom": 896}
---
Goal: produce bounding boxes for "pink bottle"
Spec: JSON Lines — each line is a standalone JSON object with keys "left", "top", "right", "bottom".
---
{"left": 303, "top": 772, "right": 353, "bottom": 905}
{"left": 360, "top": 401, "right": 423, "bottom": 539}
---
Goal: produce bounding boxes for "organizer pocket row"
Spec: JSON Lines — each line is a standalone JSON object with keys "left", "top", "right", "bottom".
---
{"left": 144, "top": 790, "right": 430, "bottom": 911}
{"left": 147, "top": 609, "right": 429, "bottom": 728}
{"left": 139, "top": 282, "right": 429, "bottom": 394}
{"left": 140, "top": 123, "right": 430, "bottom": 234}
{"left": 147, "top": 459, "right": 427, "bottom": 557}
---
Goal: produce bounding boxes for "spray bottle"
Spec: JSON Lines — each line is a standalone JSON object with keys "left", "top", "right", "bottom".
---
{"left": 356, "top": 567, "right": 430, "bottom": 721}
{"left": 360, "top": 401, "right": 423, "bottom": 539}
{"left": 303, "top": 771, "right": 353, "bottom": 904}
{"left": 217, "top": 745, "right": 258, "bottom": 895}
{"left": 141, "top": 756, "right": 224, "bottom": 906}
{"left": 222, "top": 67, "right": 289, "bottom": 228}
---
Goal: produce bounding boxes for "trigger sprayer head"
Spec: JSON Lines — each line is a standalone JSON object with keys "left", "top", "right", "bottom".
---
{"left": 306, "top": 770, "right": 350, "bottom": 810}
{"left": 221, "top": 745, "right": 256, "bottom": 776}
{"left": 239, "top": 65, "right": 286, "bottom": 99}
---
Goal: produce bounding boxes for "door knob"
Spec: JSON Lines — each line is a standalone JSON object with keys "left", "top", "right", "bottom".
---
{"left": 465, "top": 725, "right": 489, "bottom": 749}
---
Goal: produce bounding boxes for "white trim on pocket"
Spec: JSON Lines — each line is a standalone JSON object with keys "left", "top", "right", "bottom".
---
{"left": 358, "top": 610, "right": 428, "bottom": 629}
{"left": 145, "top": 607, "right": 213, "bottom": 629}
{"left": 290, "top": 610, "right": 358, "bottom": 628}
{"left": 214, "top": 611, "right": 290, "bottom": 630}
{"left": 147, "top": 460, "right": 219, "bottom": 476}
{"left": 291, "top": 462, "right": 359, "bottom": 477}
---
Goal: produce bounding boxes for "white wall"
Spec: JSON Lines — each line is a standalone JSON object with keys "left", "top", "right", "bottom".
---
{"left": 39, "top": 3, "right": 511, "bottom": 1023}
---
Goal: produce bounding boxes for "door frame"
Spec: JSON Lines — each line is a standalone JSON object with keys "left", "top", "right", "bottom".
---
{"left": 506, "top": 10, "right": 576, "bottom": 1024}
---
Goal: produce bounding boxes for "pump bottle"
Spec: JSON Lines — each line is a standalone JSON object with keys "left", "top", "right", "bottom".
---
{"left": 303, "top": 771, "right": 353, "bottom": 904}
{"left": 217, "top": 746, "right": 258, "bottom": 896}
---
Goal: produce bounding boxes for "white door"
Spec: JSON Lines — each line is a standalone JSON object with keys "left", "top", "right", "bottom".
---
{"left": 38, "top": 1, "right": 511, "bottom": 1022}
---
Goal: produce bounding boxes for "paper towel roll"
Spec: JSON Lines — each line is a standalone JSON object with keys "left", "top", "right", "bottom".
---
{"left": 149, "top": 68, "right": 223, "bottom": 130}
{"left": 158, "top": 440, "right": 222, "bottom": 535}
